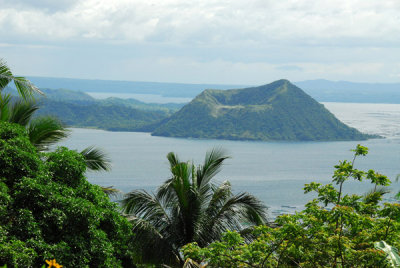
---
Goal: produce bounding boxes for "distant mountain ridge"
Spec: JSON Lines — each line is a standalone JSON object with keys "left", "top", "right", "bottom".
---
{"left": 2, "top": 87, "right": 179, "bottom": 132}
{"left": 152, "top": 80, "right": 373, "bottom": 141}
{"left": 294, "top": 80, "right": 400, "bottom": 103}
{"left": 27, "top": 76, "right": 244, "bottom": 98}
{"left": 26, "top": 76, "right": 400, "bottom": 103}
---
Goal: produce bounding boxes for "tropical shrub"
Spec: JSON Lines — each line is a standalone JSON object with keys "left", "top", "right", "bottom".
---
{"left": 0, "top": 122, "right": 135, "bottom": 267}
{"left": 183, "top": 145, "right": 400, "bottom": 267}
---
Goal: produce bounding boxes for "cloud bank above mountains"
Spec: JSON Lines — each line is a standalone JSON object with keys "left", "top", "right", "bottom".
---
{"left": 1, "top": 0, "right": 399, "bottom": 84}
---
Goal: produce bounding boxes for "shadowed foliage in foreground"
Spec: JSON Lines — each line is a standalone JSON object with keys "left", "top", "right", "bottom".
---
{"left": 0, "top": 123, "right": 136, "bottom": 267}
{"left": 122, "top": 149, "right": 268, "bottom": 266}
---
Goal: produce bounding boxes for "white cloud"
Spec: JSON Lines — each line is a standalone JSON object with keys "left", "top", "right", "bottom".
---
{"left": 0, "top": 0, "right": 399, "bottom": 83}
{"left": 1, "top": 0, "right": 399, "bottom": 46}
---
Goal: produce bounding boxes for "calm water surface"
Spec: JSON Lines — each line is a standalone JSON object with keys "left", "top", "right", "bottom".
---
{"left": 59, "top": 102, "right": 400, "bottom": 216}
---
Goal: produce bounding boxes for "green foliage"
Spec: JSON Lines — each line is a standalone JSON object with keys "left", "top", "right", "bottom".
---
{"left": 122, "top": 149, "right": 268, "bottom": 266}
{"left": 36, "top": 99, "right": 170, "bottom": 132}
{"left": 0, "top": 122, "right": 135, "bottom": 267}
{"left": 183, "top": 145, "right": 399, "bottom": 267}
{"left": 0, "top": 93, "right": 69, "bottom": 152}
{"left": 0, "top": 59, "right": 42, "bottom": 100}
{"left": 374, "top": 241, "right": 400, "bottom": 267}
{"left": 153, "top": 80, "right": 374, "bottom": 141}
{"left": 80, "top": 146, "right": 112, "bottom": 171}
{"left": 27, "top": 116, "right": 69, "bottom": 151}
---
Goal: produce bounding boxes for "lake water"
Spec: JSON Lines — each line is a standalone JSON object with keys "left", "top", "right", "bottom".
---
{"left": 59, "top": 102, "right": 400, "bottom": 217}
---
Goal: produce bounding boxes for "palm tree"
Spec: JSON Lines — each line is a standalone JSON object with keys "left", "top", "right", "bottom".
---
{"left": 122, "top": 149, "right": 268, "bottom": 266}
{"left": 0, "top": 59, "right": 111, "bottom": 172}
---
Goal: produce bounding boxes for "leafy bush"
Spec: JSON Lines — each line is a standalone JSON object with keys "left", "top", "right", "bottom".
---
{"left": 183, "top": 145, "right": 400, "bottom": 267}
{"left": 0, "top": 122, "right": 135, "bottom": 267}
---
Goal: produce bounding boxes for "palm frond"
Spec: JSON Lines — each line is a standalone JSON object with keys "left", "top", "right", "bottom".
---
{"left": 167, "top": 152, "right": 180, "bottom": 169}
{"left": 13, "top": 76, "right": 42, "bottom": 100}
{"left": 0, "top": 93, "right": 11, "bottom": 121}
{"left": 171, "top": 162, "right": 193, "bottom": 210}
{"left": 364, "top": 186, "right": 390, "bottom": 197}
{"left": 195, "top": 181, "right": 233, "bottom": 244}
{"left": 202, "top": 181, "right": 232, "bottom": 219}
{"left": 122, "top": 190, "right": 171, "bottom": 227}
{"left": 197, "top": 148, "right": 230, "bottom": 190}
{"left": 229, "top": 193, "right": 269, "bottom": 224}
{"left": 183, "top": 258, "right": 207, "bottom": 268}
{"left": 80, "top": 146, "right": 112, "bottom": 171}
{"left": 0, "top": 59, "right": 13, "bottom": 91}
{"left": 200, "top": 191, "right": 268, "bottom": 244}
{"left": 100, "top": 186, "right": 121, "bottom": 198}
{"left": 9, "top": 100, "right": 39, "bottom": 126}
{"left": 363, "top": 186, "right": 390, "bottom": 204}
{"left": 28, "top": 116, "right": 69, "bottom": 151}
{"left": 0, "top": 59, "right": 42, "bottom": 99}
{"left": 157, "top": 179, "right": 178, "bottom": 205}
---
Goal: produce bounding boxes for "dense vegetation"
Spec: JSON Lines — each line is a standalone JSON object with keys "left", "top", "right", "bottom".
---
{"left": 153, "top": 80, "right": 373, "bottom": 141}
{"left": 121, "top": 149, "right": 268, "bottom": 266}
{"left": 0, "top": 123, "right": 135, "bottom": 267}
{"left": 1, "top": 59, "right": 134, "bottom": 267}
{"left": 36, "top": 100, "right": 169, "bottom": 132}
{"left": 183, "top": 145, "right": 400, "bottom": 267}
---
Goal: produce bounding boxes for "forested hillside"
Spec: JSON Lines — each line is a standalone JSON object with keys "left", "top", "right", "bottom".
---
{"left": 152, "top": 80, "right": 374, "bottom": 141}
{"left": 3, "top": 87, "right": 181, "bottom": 131}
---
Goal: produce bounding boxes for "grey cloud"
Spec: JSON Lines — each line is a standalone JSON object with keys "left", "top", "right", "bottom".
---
{"left": 0, "top": 0, "right": 79, "bottom": 12}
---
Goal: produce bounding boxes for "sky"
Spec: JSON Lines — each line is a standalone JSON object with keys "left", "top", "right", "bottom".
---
{"left": 0, "top": 0, "right": 399, "bottom": 84}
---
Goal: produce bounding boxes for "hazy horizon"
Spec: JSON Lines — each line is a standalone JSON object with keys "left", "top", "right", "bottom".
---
{"left": 23, "top": 75, "right": 400, "bottom": 86}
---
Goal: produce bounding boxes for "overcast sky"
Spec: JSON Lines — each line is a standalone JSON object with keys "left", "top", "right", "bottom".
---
{"left": 1, "top": 0, "right": 399, "bottom": 84}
